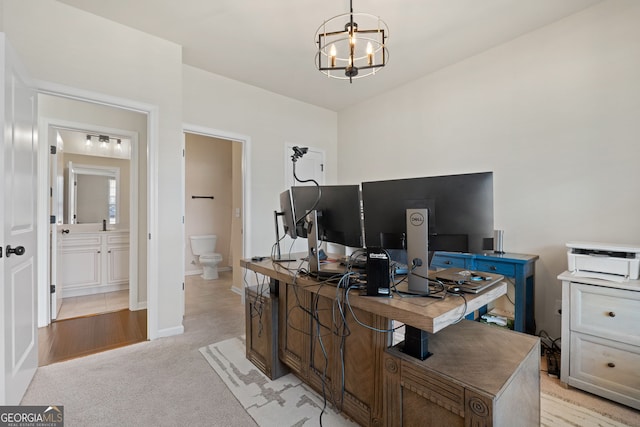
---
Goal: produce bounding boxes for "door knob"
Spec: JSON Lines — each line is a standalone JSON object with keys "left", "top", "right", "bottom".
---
{"left": 6, "top": 245, "right": 25, "bottom": 257}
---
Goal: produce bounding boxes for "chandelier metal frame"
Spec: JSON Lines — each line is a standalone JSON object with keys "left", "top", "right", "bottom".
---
{"left": 314, "top": 0, "right": 389, "bottom": 82}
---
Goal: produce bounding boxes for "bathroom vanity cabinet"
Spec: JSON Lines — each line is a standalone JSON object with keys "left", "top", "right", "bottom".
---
{"left": 57, "top": 230, "right": 129, "bottom": 298}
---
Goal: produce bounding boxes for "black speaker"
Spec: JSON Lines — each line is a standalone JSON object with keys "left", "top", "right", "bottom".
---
{"left": 366, "top": 247, "right": 390, "bottom": 296}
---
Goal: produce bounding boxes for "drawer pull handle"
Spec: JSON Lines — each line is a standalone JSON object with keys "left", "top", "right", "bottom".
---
{"left": 608, "top": 311, "right": 616, "bottom": 317}
{"left": 607, "top": 362, "right": 615, "bottom": 368}
{"left": 489, "top": 266, "right": 497, "bottom": 271}
{"left": 445, "top": 261, "right": 452, "bottom": 265}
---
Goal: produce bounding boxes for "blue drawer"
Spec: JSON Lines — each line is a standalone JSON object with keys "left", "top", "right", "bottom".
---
{"left": 474, "top": 259, "right": 516, "bottom": 277}
{"left": 431, "top": 254, "right": 468, "bottom": 269}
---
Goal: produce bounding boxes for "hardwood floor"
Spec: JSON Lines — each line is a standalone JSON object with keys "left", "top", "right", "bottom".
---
{"left": 38, "top": 309, "right": 147, "bottom": 366}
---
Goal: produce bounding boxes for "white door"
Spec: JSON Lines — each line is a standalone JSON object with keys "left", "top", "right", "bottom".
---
{"left": 0, "top": 34, "right": 38, "bottom": 405}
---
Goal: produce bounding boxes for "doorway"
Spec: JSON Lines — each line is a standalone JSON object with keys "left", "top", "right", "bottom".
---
{"left": 50, "top": 126, "right": 136, "bottom": 320}
{"left": 39, "top": 93, "right": 147, "bottom": 324}
{"left": 183, "top": 127, "right": 247, "bottom": 294}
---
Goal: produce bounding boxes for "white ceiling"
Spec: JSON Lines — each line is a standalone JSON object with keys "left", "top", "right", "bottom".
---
{"left": 57, "top": 0, "right": 602, "bottom": 112}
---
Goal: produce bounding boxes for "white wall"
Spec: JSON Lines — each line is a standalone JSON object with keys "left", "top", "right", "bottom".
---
{"left": 2, "top": 0, "right": 184, "bottom": 338}
{"left": 338, "top": 0, "right": 640, "bottom": 338}
{"left": 182, "top": 65, "right": 338, "bottom": 289}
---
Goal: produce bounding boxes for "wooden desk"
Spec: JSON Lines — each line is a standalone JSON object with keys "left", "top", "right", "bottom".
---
{"left": 242, "top": 257, "right": 507, "bottom": 334}
{"left": 242, "top": 257, "right": 540, "bottom": 426}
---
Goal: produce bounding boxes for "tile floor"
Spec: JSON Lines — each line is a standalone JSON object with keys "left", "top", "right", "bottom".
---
{"left": 57, "top": 289, "right": 129, "bottom": 320}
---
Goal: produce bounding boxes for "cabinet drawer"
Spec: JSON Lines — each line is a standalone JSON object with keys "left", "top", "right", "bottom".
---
{"left": 474, "top": 259, "right": 516, "bottom": 278}
{"left": 59, "top": 234, "right": 101, "bottom": 247}
{"left": 571, "top": 283, "right": 640, "bottom": 346}
{"left": 431, "top": 254, "right": 467, "bottom": 269}
{"left": 570, "top": 333, "right": 640, "bottom": 400}
{"left": 107, "top": 233, "right": 129, "bottom": 245}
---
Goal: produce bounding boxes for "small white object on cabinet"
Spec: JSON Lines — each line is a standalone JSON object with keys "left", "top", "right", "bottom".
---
{"left": 558, "top": 271, "right": 640, "bottom": 410}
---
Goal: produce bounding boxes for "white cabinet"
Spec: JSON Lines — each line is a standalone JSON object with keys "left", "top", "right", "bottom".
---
{"left": 558, "top": 272, "right": 640, "bottom": 410}
{"left": 58, "top": 231, "right": 129, "bottom": 298}
{"left": 105, "top": 233, "right": 130, "bottom": 285}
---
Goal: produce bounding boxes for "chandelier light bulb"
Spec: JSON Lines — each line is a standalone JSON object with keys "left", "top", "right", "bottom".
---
{"left": 329, "top": 44, "right": 337, "bottom": 67}
{"left": 366, "top": 42, "right": 373, "bottom": 66}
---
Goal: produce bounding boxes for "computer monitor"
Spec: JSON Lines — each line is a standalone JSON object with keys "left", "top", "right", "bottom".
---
{"left": 279, "top": 189, "right": 297, "bottom": 239}
{"left": 291, "top": 185, "right": 363, "bottom": 248}
{"left": 272, "top": 190, "right": 297, "bottom": 262}
{"left": 361, "top": 172, "right": 494, "bottom": 256}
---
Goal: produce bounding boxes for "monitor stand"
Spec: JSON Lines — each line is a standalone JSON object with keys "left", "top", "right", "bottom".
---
{"left": 406, "top": 208, "right": 430, "bottom": 294}
{"left": 305, "top": 210, "right": 345, "bottom": 277}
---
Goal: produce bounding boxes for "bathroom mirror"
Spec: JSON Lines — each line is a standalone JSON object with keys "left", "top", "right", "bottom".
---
{"left": 55, "top": 128, "right": 131, "bottom": 227}
{"left": 67, "top": 161, "right": 120, "bottom": 224}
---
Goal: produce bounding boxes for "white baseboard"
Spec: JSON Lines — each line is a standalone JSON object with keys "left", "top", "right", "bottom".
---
{"left": 61, "top": 283, "right": 129, "bottom": 299}
{"left": 186, "top": 266, "right": 232, "bottom": 276}
{"left": 153, "top": 324, "right": 185, "bottom": 339}
{"left": 131, "top": 301, "right": 147, "bottom": 311}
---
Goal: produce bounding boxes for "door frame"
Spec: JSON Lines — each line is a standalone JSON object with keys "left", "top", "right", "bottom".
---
{"left": 35, "top": 81, "right": 159, "bottom": 340}
{"left": 183, "top": 123, "right": 251, "bottom": 295}
{"left": 40, "top": 118, "right": 139, "bottom": 320}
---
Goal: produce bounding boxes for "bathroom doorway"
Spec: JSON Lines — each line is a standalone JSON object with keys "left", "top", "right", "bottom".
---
{"left": 184, "top": 131, "right": 245, "bottom": 292}
{"left": 40, "top": 93, "right": 147, "bottom": 322}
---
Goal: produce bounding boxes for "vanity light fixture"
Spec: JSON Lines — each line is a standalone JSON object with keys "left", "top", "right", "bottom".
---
{"left": 315, "top": 0, "right": 389, "bottom": 83}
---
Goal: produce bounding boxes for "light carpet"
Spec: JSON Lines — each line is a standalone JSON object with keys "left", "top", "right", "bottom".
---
{"left": 200, "top": 336, "right": 635, "bottom": 427}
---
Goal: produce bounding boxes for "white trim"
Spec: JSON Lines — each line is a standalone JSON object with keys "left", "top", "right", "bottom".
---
{"left": 35, "top": 80, "right": 160, "bottom": 340}
{"left": 185, "top": 266, "right": 232, "bottom": 276}
{"left": 154, "top": 325, "right": 184, "bottom": 339}
{"left": 182, "top": 123, "right": 251, "bottom": 297}
{"left": 61, "top": 283, "right": 128, "bottom": 299}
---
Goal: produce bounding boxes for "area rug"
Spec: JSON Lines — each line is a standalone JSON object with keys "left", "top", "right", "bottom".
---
{"left": 200, "top": 337, "right": 634, "bottom": 427}
{"left": 199, "top": 337, "right": 358, "bottom": 427}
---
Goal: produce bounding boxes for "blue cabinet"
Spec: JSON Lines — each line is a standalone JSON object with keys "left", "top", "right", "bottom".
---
{"left": 431, "top": 251, "right": 539, "bottom": 334}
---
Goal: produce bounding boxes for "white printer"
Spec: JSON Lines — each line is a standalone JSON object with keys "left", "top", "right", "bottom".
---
{"left": 567, "top": 241, "right": 640, "bottom": 283}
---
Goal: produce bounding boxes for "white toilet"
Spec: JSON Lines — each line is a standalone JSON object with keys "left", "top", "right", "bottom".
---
{"left": 190, "top": 235, "right": 223, "bottom": 280}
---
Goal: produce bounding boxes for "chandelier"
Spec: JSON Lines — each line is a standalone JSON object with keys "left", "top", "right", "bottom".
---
{"left": 314, "top": 0, "right": 389, "bottom": 82}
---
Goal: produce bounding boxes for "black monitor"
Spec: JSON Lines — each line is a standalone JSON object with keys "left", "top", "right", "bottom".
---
{"left": 272, "top": 190, "right": 297, "bottom": 262}
{"left": 279, "top": 189, "right": 297, "bottom": 239}
{"left": 291, "top": 185, "right": 363, "bottom": 248}
{"left": 361, "top": 172, "right": 494, "bottom": 255}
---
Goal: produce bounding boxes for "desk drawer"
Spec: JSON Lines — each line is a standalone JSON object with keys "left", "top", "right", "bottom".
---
{"left": 570, "top": 333, "right": 640, "bottom": 399}
{"left": 474, "top": 259, "right": 516, "bottom": 278}
{"left": 431, "top": 254, "right": 468, "bottom": 269}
